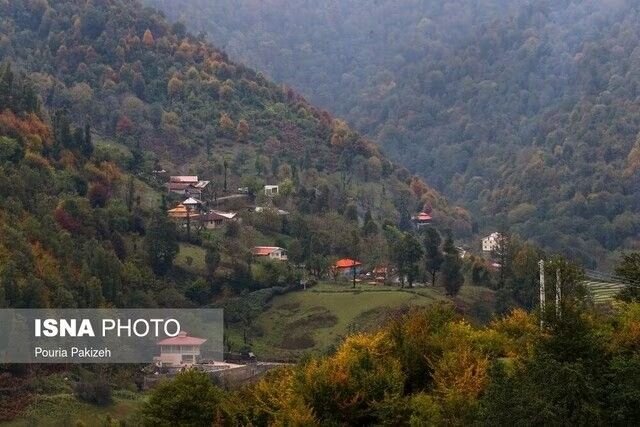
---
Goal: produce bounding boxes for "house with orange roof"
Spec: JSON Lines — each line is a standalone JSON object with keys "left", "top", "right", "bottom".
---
{"left": 333, "top": 258, "right": 363, "bottom": 277}
{"left": 167, "top": 203, "right": 189, "bottom": 219}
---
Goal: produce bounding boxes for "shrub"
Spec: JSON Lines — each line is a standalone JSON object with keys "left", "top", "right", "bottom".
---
{"left": 74, "top": 379, "right": 112, "bottom": 406}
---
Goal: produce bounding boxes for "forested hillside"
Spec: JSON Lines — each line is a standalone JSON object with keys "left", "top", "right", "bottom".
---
{"left": 147, "top": 0, "right": 640, "bottom": 267}
{"left": 0, "top": 0, "right": 468, "bottom": 230}
{"left": 0, "top": 0, "right": 473, "bottom": 311}
{"left": 0, "top": 1, "right": 476, "bottom": 420}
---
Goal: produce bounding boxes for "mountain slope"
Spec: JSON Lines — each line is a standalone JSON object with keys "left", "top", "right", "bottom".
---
{"left": 146, "top": 0, "right": 640, "bottom": 267}
{"left": 0, "top": 0, "right": 468, "bottom": 234}
{"left": 0, "top": 0, "right": 473, "bottom": 314}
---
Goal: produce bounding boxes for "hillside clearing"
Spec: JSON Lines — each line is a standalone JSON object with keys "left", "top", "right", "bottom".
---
{"left": 227, "top": 282, "right": 495, "bottom": 360}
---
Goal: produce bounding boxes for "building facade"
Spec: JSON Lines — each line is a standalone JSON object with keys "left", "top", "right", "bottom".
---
{"left": 155, "top": 331, "right": 207, "bottom": 366}
{"left": 482, "top": 232, "right": 503, "bottom": 252}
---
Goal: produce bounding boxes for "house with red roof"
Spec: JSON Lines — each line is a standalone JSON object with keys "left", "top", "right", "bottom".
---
{"left": 251, "top": 246, "right": 288, "bottom": 261}
{"left": 155, "top": 331, "right": 207, "bottom": 366}
{"left": 167, "top": 175, "right": 210, "bottom": 199}
{"left": 412, "top": 211, "right": 433, "bottom": 228}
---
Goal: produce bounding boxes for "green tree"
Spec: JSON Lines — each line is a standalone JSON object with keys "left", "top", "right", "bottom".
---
{"left": 616, "top": 253, "right": 640, "bottom": 302}
{"left": 393, "top": 233, "right": 423, "bottom": 288}
{"left": 362, "top": 209, "right": 378, "bottom": 236}
{"left": 223, "top": 157, "right": 229, "bottom": 192}
{"left": 86, "top": 241, "right": 123, "bottom": 302}
{"left": 0, "top": 63, "right": 14, "bottom": 108}
{"left": 344, "top": 203, "right": 359, "bottom": 222}
{"left": 52, "top": 110, "right": 72, "bottom": 154}
{"left": 240, "top": 175, "right": 264, "bottom": 197}
{"left": 82, "top": 122, "right": 93, "bottom": 157}
{"left": 422, "top": 227, "right": 443, "bottom": 286}
{"left": 205, "top": 245, "right": 221, "bottom": 278}
{"left": 480, "top": 311, "right": 608, "bottom": 425}
{"left": 144, "top": 211, "right": 179, "bottom": 275}
{"left": 141, "top": 370, "right": 222, "bottom": 426}
{"left": 441, "top": 232, "right": 463, "bottom": 296}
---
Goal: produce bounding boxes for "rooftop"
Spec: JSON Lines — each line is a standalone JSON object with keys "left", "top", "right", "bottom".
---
{"left": 157, "top": 331, "right": 207, "bottom": 346}
{"left": 182, "top": 197, "right": 204, "bottom": 205}
{"left": 251, "top": 246, "right": 286, "bottom": 256}
{"left": 335, "top": 258, "right": 362, "bottom": 268}
{"left": 167, "top": 204, "right": 189, "bottom": 218}
{"left": 196, "top": 210, "right": 237, "bottom": 221}
{"left": 413, "top": 212, "right": 433, "bottom": 221}
{"left": 170, "top": 175, "right": 199, "bottom": 183}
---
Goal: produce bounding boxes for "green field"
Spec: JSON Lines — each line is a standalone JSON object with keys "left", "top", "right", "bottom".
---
{"left": 6, "top": 392, "right": 143, "bottom": 427}
{"left": 584, "top": 280, "right": 626, "bottom": 304}
{"left": 175, "top": 242, "right": 207, "bottom": 274}
{"left": 227, "top": 282, "right": 495, "bottom": 360}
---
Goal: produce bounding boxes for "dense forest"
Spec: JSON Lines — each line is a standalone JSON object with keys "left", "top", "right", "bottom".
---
{"left": 0, "top": 0, "right": 477, "bottom": 309}
{"left": 1, "top": 0, "right": 640, "bottom": 425}
{"left": 147, "top": 0, "right": 640, "bottom": 267}
{"left": 0, "top": 0, "right": 475, "bottom": 419}
{"left": 0, "top": 0, "right": 469, "bottom": 229}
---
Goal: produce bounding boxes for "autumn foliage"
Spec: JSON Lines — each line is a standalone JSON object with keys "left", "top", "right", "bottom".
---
{"left": 206, "top": 302, "right": 640, "bottom": 425}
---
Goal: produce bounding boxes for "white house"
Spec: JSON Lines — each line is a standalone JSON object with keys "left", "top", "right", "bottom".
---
{"left": 456, "top": 246, "right": 468, "bottom": 259}
{"left": 251, "top": 246, "right": 288, "bottom": 261}
{"left": 482, "top": 232, "right": 503, "bottom": 252}
{"left": 182, "top": 197, "right": 204, "bottom": 209}
{"left": 264, "top": 185, "right": 279, "bottom": 197}
{"left": 154, "top": 331, "right": 207, "bottom": 366}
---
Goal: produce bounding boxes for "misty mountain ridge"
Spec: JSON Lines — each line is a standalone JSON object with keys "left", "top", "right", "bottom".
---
{"left": 146, "top": 0, "right": 640, "bottom": 267}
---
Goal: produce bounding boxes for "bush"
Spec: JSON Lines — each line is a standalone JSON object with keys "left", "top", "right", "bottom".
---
{"left": 141, "top": 370, "right": 221, "bottom": 426}
{"left": 73, "top": 379, "right": 112, "bottom": 406}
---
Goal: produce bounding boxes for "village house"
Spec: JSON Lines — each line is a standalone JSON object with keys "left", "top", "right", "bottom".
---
{"left": 167, "top": 197, "right": 205, "bottom": 220}
{"left": 334, "top": 258, "right": 363, "bottom": 278}
{"left": 412, "top": 211, "right": 433, "bottom": 228}
{"left": 482, "top": 232, "right": 503, "bottom": 252}
{"left": 367, "top": 266, "right": 391, "bottom": 284}
{"left": 251, "top": 246, "right": 288, "bottom": 261}
{"left": 167, "top": 176, "right": 210, "bottom": 199}
{"left": 196, "top": 210, "right": 238, "bottom": 229}
{"left": 264, "top": 185, "right": 279, "bottom": 197}
{"left": 182, "top": 197, "right": 204, "bottom": 210}
{"left": 167, "top": 203, "right": 189, "bottom": 220}
{"left": 154, "top": 331, "right": 207, "bottom": 366}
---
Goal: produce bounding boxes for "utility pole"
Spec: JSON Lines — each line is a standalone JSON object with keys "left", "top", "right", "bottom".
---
{"left": 186, "top": 205, "right": 191, "bottom": 240}
{"left": 539, "top": 260, "right": 545, "bottom": 328}
{"left": 556, "top": 268, "right": 561, "bottom": 319}
{"left": 352, "top": 261, "right": 357, "bottom": 289}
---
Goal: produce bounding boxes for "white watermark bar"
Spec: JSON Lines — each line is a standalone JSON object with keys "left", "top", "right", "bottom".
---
{"left": 0, "top": 309, "right": 223, "bottom": 363}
